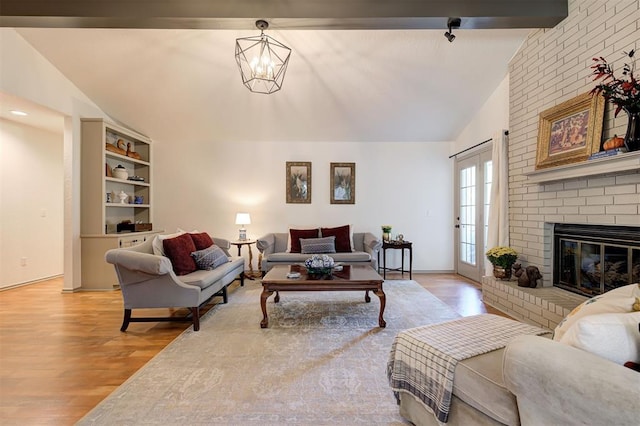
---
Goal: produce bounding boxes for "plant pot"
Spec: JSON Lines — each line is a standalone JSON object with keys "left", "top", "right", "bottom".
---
{"left": 493, "top": 265, "right": 512, "bottom": 280}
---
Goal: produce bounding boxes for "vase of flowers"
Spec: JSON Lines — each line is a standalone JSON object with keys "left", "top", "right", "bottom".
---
{"left": 304, "top": 254, "right": 335, "bottom": 278}
{"left": 486, "top": 246, "right": 518, "bottom": 280}
{"left": 591, "top": 49, "right": 640, "bottom": 152}
{"left": 381, "top": 225, "right": 392, "bottom": 242}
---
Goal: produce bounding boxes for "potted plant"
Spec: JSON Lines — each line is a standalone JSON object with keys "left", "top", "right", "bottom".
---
{"left": 381, "top": 225, "right": 392, "bottom": 242}
{"left": 486, "top": 246, "right": 518, "bottom": 280}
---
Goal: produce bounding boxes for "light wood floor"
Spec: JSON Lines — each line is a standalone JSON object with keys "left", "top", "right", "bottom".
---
{"left": 0, "top": 272, "right": 502, "bottom": 425}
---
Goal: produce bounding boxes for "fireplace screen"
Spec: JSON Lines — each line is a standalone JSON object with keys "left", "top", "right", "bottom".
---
{"left": 555, "top": 224, "right": 640, "bottom": 297}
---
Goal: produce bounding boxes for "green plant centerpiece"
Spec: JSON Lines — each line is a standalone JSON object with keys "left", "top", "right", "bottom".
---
{"left": 486, "top": 246, "right": 518, "bottom": 280}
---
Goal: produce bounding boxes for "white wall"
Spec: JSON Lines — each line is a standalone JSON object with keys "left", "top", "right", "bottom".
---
{"left": 454, "top": 74, "right": 511, "bottom": 153}
{"left": 154, "top": 139, "right": 455, "bottom": 271}
{"left": 0, "top": 118, "right": 64, "bottom": 288}
{"left": 1, "top": 28, "right": 107, "bottom": 290}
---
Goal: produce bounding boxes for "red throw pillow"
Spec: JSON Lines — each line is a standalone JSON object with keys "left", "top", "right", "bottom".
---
{"left": 162, "top": 233, "right": 197, "bottom": 275}
{"left": 321, "top": 225, "right": 352, "bottom": 252}
{"left": 289, "top": 228, "right": 320, "bottom": 253}
{"left": 190, "top": 232, "right": 214, "bottom": 251}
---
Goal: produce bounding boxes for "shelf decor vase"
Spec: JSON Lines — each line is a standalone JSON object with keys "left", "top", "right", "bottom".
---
{"left": 622, "top": 106, "right": 640, "bottom": 152}
{"left": 493, "top": 265, "right": 512, "bottom": 281}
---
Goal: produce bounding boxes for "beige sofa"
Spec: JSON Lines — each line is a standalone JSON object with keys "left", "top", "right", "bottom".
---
{"left": 256, "top": 231, "right": 382, "bottom": 273}
{"left": 393, "top": 283, "right": 640, "bottom": 425}
{"left": 396, "top": 334, "right": 640, "bottom": 426}
{"left": 105, "top": 236, "right": 244, "bottom": 332}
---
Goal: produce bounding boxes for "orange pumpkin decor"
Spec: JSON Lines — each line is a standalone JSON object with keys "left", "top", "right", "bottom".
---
{"left": 603, "top": 134, "right": 625, "bottom": 151}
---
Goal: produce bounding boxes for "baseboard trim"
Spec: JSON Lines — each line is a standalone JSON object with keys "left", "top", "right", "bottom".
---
{"left": 1, "top": 274, "right": 63, "bottom": 292}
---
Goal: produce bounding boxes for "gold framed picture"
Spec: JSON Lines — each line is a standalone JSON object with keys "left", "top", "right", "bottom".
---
{"left": 330, "top": 162, "right": 355, "bottom": 204}
{"left": 286, "top": 162, "right": 311, "bottom": 204}
{"left": 535, "top": 92, "right": 604, "bottom": 170}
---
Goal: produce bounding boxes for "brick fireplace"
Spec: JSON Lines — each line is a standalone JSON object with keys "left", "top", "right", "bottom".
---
{"left": 481, "top": 0, "right": 640, "bottom": 330}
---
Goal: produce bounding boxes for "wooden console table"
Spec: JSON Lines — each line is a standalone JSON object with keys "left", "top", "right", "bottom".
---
{"left": 378, "top": 240, "right": 413, "bottom": 280}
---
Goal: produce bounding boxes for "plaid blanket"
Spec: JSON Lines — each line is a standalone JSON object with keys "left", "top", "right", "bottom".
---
{"left": 387, "top": 314, "right": 551, "bottom": 423}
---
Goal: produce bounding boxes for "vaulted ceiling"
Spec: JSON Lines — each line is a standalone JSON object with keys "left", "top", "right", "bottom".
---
{"left": 1, "top": 1, "right": 567, "bottom": 143}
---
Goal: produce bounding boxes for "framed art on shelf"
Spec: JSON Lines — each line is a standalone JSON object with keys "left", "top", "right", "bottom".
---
{"left": 330, "top": 162, "right": 355, "bottom": 204}
{"left": 535, "top": 92, "right": 604, "bottom": 170}
{"left": 286, "top": 162, "right": 312, "bottom": 204}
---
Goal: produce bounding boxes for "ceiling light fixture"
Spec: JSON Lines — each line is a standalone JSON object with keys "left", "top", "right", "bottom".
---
{"left": 444, "top": 17, "right": 461, "bottom": 43}
{"left": 235, "top": 20, "right": 291, "bottom": 94}
{"left": 10, "top": 110, "right": 28, "bottom": 116}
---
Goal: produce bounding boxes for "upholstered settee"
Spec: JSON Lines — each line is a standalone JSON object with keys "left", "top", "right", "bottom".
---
{"left": 392, "top": 283, "right": 640, "bottom": 426}
{"left": 256, "top": 226, "right": 382, "bottom": 273}
{"left": 105, "top": 232, "right": 244, "bottom": 332}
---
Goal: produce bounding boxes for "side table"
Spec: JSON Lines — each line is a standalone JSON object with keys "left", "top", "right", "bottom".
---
{"left": 378, "top": 240, "right": 412, "bottom": 280}
{"left": 230, "top": 239, "right": 258, "bottom": 281}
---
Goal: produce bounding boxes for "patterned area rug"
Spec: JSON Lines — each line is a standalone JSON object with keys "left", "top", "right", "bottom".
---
{"left": 79, "top": 280, "right": 460, "bottom": 425}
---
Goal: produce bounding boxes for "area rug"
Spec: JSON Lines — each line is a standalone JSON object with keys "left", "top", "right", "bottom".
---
{"left": 79, "top": 280, "right": 460, "bottom": 425}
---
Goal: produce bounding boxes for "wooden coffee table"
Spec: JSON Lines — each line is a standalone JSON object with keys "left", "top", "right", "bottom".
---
{"left": 260, "top": 264, "right": 386, "bottom": 328}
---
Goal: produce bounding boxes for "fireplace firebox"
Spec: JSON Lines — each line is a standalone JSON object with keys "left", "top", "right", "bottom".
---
{"left": 554, "top": 224, "right": 640, "bottom": 297}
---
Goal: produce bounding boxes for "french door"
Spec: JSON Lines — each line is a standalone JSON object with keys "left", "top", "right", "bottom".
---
{"left": 455, "top": 149, "right": 492, "bottom": 282}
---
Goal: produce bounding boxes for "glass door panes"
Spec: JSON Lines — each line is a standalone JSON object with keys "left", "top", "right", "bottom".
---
{"left": 580, "top": 242, "right": 601, "bottom": 294}
{"left": 455, "top": 148, "right": 492, "bottom": 282}
{"left": 559, "top": 240, "right": 578, "bottom": 286}
{"left": 603, "top": 245, "right": 629, "bottom": 293}
{"left": 633, "top": 249, "right": 640, "bottom": 283}
{"left": 459, "top": 165, "right": 476, "bottom": 266}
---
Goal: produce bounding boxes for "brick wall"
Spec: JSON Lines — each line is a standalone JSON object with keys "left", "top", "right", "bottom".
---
{"left": 508, "top": 0, "right": 640, "bottom": 284}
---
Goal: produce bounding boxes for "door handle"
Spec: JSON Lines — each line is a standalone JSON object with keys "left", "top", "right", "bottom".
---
{"left": 455, "top": 225, "right": 460, "bottom": 228}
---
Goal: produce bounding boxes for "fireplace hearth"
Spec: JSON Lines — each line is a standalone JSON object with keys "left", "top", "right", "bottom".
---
{"left": 554, "top": 224, "right": 640, "bottom": 297}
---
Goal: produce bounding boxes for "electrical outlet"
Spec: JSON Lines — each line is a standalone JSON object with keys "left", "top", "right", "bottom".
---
{"left": 21, "top": 257, "right": 27, "bottom": 266}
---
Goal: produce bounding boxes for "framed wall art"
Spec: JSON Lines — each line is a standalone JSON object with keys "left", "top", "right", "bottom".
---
{"left": 535, "top": 92, "right": 604, "bottom": 170}
{"left": 286, "top": 162, "right": 312, "bottom": 204}
{"left": 330, "top": 162, "right": 355, "bottom": 204}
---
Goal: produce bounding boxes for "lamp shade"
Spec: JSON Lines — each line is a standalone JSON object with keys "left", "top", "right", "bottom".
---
{"left": 235, "top": 213, "right": 251, "bottom": 226}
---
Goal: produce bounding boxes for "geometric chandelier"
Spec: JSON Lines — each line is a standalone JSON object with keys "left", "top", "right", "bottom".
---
{"left": 234, "top": 20, "right": 292, "bottom": 94}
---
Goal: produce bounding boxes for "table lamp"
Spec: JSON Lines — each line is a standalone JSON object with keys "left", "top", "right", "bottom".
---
{"left": 235, "top": 212, "right": 251, "bottom": 241}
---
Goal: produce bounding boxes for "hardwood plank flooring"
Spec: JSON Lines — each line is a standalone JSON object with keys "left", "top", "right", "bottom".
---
{"left": 0, "top": 273, "right": 502, "bottom": 425}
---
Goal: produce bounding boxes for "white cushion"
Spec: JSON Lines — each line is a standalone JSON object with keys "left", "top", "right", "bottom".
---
{"left": 559, "top": 312, "right": 640, "bottom": 365}
{"left": 553, "top": 295, "right": 637, "bottom": 341}
{"left": 603, "top": 283, "right": 640, "bottom": 298}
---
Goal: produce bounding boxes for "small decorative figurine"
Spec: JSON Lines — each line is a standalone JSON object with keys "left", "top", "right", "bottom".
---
{"left": 118, "top": 190, "right": 128, "bottom": 204}
{"left": 513, "top": 263, "right": 542, "bottom": 288}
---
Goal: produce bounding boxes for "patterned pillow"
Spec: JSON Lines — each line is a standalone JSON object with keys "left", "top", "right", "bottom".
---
{"left": 300, "top": 236, "right": 336, "bottom": 254}
{"left": 191, "top": 245, "right": 229, "bottom": 270}
{"left": 162, "top": 233, "right": 198, "bottom": 275}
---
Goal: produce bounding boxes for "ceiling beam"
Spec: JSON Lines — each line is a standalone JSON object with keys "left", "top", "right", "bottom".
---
{"left": 0, "top": 0, "right": 567, "bottom": 30}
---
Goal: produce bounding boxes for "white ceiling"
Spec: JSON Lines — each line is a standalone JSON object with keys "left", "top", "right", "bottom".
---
{"left": 0, "top": 91, "right": 64, "bottom": 134}
{"left": 12, "top": 27, "right": 529, "bottom": 143}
